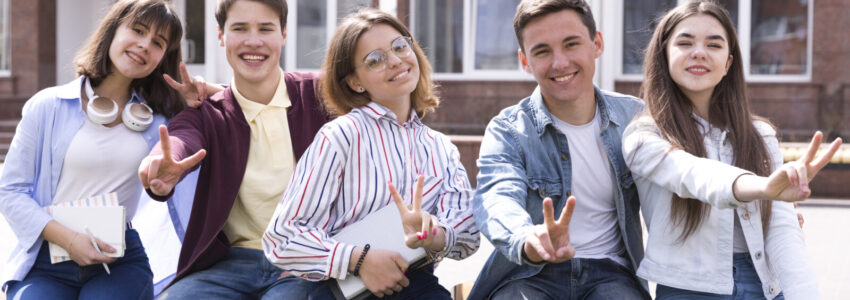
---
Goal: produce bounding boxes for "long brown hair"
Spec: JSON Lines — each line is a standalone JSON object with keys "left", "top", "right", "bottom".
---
{"left": 320, "top": 8, "right": 439, "bottom": 118}
{"left": 641, "top": 0, "right": 773, "bottom": 241}
{"left": 74, "top": 0, "right": 185, "bottom": 118}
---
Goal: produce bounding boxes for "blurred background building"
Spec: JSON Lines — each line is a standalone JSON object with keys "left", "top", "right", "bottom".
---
{"left": 0, "top": 0, "right": 847, "bottom": 196}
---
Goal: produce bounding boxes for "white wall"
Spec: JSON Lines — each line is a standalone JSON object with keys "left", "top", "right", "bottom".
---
{"left": 56, "top": 0, "right": 114, "bottom": 84}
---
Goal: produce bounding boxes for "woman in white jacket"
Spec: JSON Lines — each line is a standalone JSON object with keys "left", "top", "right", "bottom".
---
{"left": 622, "top": 1, "right": 841, "bottom": 299}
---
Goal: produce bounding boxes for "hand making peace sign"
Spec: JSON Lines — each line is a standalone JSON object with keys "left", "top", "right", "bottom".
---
{"left": 164, "top": 62, "right": 208, "bottom": 108}
{"left": 523, "top": 196, "right": 577, "bottom": 264}
{"left": 762, "top": 131, "right": 842, "bottom": 202}
{"left": 389, "top": 174, "right": 446, "bottom": 252}
{"left": 138, "top": 125, "right": 207, "bottom": 196}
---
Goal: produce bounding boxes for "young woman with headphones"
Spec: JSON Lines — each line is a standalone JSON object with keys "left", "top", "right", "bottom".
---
{"left": 0, "top": 1, "right": 190, "bottom": 299}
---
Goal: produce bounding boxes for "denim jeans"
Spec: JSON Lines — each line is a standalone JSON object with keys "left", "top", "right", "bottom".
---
{"left": 489, "top": 257, "right": 649, "bottom": 300}
{"left": 300, "top": 263, "right": 450, "bottom": 300}
{"left": 157, "top": 247, "right": 312, "bottom": 300}
{"left": 5, "top": 229, "right": 154, "bottom": 300}
{"left": 656, "top": 253, "right": 785, "bottom": 300}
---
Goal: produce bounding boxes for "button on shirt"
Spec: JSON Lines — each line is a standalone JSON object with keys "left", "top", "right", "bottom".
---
{"left": 224, "top": 68, "right": 296, "bottom": 250}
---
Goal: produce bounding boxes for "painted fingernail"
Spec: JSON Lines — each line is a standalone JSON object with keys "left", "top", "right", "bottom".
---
{"left": 433, "top": 228, "right": 437, "bottom": 235}
{"left": 417, "top": 234, "right": 423, "bottom": 240}
{"left": 423, "top": 231, "right": 428, "bottom": 239}
{"left": 404, "top": 270, "right": 408, "bottom": 275}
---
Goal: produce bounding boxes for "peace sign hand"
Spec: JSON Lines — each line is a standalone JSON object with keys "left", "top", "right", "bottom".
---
{"left": 164, "top": 62, "right": 207, "bottom": 108}
{"left": 522, "top": 196, "right": 577, "bottom": 264}
{"left": 138, "top": 125, "right": 207, "bottom": 196}
{"left": 389, "top": 174, "right": 445, "bottom": 251}
{"left": 764, "top": 131, "right": 842, "bottom": 202}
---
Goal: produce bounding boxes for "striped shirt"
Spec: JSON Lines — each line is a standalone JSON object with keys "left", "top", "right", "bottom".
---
{"left": 263, "top": 101, "right": 479, "bottom": 281}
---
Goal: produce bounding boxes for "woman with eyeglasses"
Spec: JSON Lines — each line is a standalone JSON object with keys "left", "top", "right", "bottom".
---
{"left": 0, "top": 1, "right": 192, "bottom": 299}
{"left": 263, "top": 8, "right": 479, "bottom": 299}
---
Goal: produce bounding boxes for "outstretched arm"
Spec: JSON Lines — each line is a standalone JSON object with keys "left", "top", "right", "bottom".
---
{"left": 474, "top": 118, "right": 538, "bottom": 265}
{"left": 733, "top": 131, "right": 841, "bottom": 202}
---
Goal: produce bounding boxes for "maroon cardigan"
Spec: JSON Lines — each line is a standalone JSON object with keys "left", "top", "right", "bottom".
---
{"left": 148, "top": 72, "right": 329, "bottom": 285}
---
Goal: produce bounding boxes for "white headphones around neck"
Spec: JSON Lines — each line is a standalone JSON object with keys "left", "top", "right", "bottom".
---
{"left": 84, "top": 78, "right": 153, "bottom": 132}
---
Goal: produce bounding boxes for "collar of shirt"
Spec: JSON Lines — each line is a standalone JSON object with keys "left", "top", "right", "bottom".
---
{"left": 361, "top": 101, "right": 423, "bottom": 128}
{"left": 231, "top": 68, "right": 291, "bottom": 122}
{"left": 58, "top": 76, "right": 144, "bottom": 105}
{"left": 692, "top": 113, "right": 729, "bottom": 143}
{"left": 529, "top": 85, "right": 615, "bottom": 138}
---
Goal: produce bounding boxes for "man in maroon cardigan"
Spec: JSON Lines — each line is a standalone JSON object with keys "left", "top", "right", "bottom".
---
{"left": 137, "top": 0, "right": 329, "bottom": 298}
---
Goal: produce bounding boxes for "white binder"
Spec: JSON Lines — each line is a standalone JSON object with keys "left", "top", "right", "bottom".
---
{"left": 331, "top": 204, "right": 427, "bottom": 299}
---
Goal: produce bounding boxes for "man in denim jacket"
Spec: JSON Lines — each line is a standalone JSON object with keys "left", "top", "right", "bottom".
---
{"left": 468, "top": 1, "right": 648, "bottom": 299}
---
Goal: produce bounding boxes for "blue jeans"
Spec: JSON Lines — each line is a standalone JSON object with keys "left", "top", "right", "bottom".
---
{"left": 301, "top": 263, "right": 450, "bottom": 300}
{"left": 656, "top": 253, "right": 785, "bottom": 300}
{"left": 5, "top": 229, "right": 153, "bottom": 300}
{"left": 157, "top": 247, "right": 312, "bottom": 300}
{"left": 489, "top": 257, "right": 649, "bottom": 300}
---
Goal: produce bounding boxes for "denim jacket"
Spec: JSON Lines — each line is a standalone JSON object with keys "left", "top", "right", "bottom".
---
{"left": 622, "top": 115, "right": 819, "bottom": 300}
{"left": 0, "top": 77, "right": 196, "bottom": 289}
{"left": 468, "top": 86, "right": 646, "bottom": 299}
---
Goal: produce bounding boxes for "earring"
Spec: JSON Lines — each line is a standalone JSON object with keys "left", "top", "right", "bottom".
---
{"left": 357, "top": 86, "right": 365, "bottom": 92}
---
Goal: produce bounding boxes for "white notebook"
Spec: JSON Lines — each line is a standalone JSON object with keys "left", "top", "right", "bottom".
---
{"left": 47, "top": 193, "right": 126, "bottom": 264}
{"left": 331, "top": 204, "right": 427, "bottom": 299}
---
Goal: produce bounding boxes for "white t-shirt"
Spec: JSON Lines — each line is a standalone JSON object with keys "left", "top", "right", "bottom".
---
{"left": 552, "top": 108, "right": 627, "bottom": 266}
{"left": 53, "top": 112, "right": 149, "bottom": 222}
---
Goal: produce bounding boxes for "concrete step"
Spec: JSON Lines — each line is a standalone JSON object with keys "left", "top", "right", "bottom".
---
{"left": 0, "top": 132, "right": 13, "bottom": 144}
{"left": 0, "top": 119, "right": 18, "bottom": 131}
{"left": 0, "top": 120, "right": 19, "bottom": 163}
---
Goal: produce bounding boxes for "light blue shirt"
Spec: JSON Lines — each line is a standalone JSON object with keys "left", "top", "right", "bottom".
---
{"left": 0, "top": 77, "right": 194, "bottom": 288}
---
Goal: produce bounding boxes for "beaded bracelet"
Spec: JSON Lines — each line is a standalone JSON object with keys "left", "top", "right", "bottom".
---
{"left": 352, "top": 244, "right": 370, "bottom": 276}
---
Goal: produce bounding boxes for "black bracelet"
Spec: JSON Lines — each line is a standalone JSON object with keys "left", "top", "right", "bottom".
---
{"left": 352, "top": 244, "right": 370, "bottom": 276}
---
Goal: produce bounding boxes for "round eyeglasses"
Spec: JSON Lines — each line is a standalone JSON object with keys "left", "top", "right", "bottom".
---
{"left": 355, "top": 36, "right": 414, "bottom": 72}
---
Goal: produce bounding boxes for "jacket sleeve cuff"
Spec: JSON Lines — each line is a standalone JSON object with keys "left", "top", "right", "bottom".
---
{"left": 145, "top": 187, "right": 174, "bottom": 202}
{"left": 723, "top": 171, "right": 754, "bottom": 208}
{"left": 19, "top": 211, "right": 53, "bottom": 252}
{"left": 508, "top": 226, "right": 540, "bottom": 266}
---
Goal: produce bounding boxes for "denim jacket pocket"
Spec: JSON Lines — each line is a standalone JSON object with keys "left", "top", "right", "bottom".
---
{"left": 528, "top": 179, "right": 565, "bottom": 200}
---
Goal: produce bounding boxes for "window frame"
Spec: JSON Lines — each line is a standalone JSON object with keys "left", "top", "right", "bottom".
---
{"left": 0, "top": 0, "right": 10, "bottom": 77}
{"left": 409, "top": 0, "right": 533, "bottom": 81}
{"left": 283, "top": 0, "right": 374, "bottom": 73}
{"left": 614, "top": 0, "right": 813, "bottom": 83}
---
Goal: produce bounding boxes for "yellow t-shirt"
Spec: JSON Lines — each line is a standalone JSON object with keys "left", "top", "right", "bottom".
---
{"left": 224, "top": 69, "right": 296, "bottom": 250}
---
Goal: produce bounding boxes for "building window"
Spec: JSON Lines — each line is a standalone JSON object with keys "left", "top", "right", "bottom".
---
{"left": 412, "top": 0, "right": 463, "bottom": 73}
{"left": 0, "top": 0, "right": 9, "bottom": 73}
{"left": 750, "top": 0, "right": 808, "bottom": 75}
{"left": 287, "top": 0, "right": 372, "bottom": 70}
{"left": 473, "top": 0, "right": 521, "bottom": 71}
{"left": 410, "top": 0, "right": 525, "bottom": 79}
{"left": 183, "top": 0, "right": 205, "bottom": 64}
{"left": 295, "top": 1, "right": 327, "bottom": 69}
{"left": 622, "top": 0, "right": 677, "bottom": 75}
{"left": 618, "top": 0, "right": 810, "bottom": 81}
